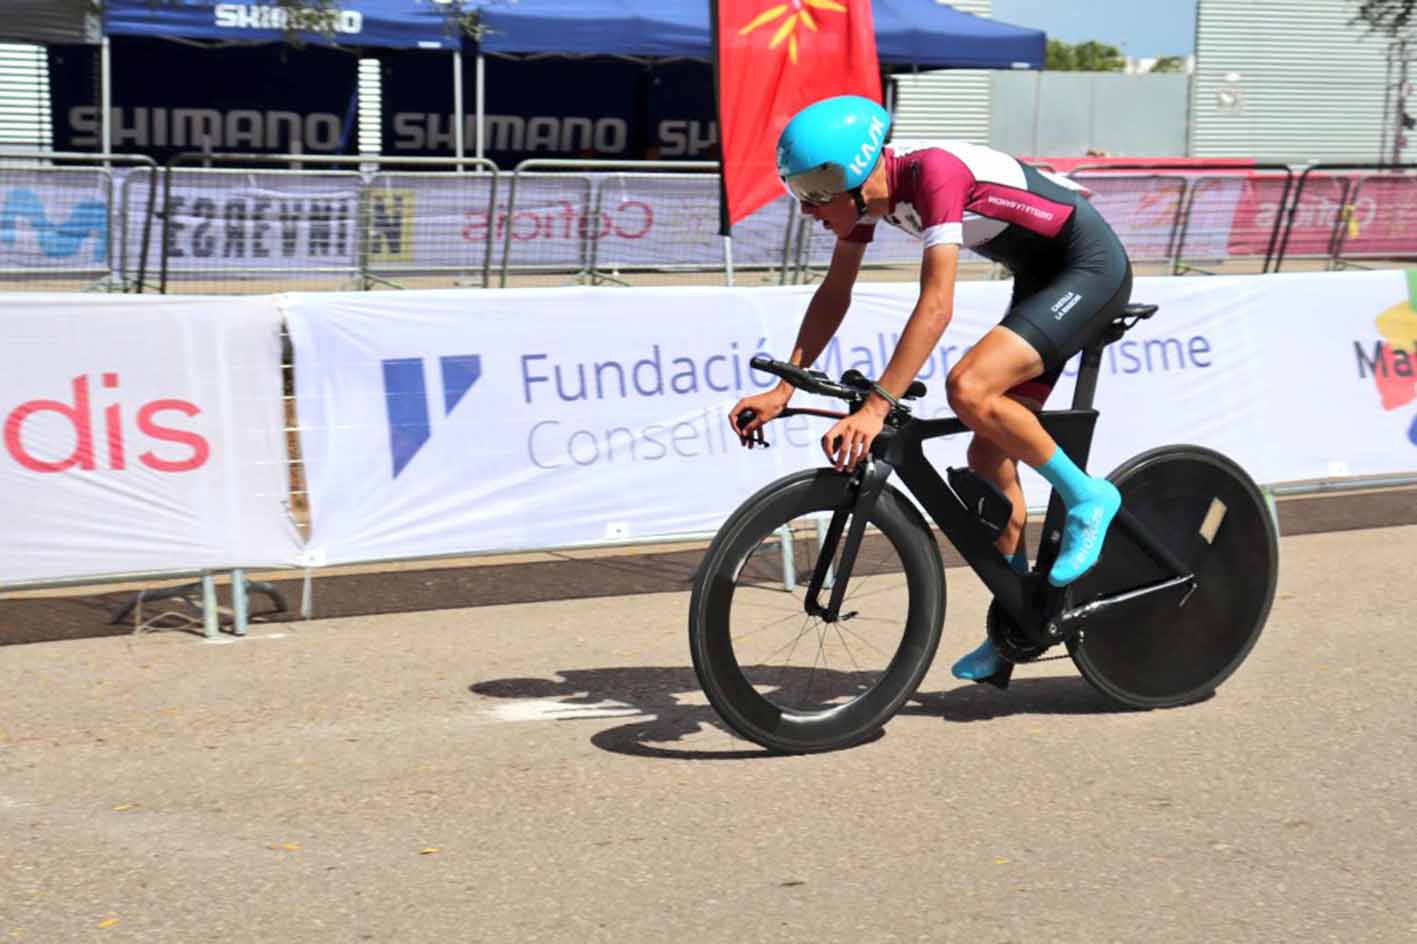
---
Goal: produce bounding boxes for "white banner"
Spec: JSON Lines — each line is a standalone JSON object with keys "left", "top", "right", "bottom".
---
{"left": 0, "top": 294, "right": 303, "bottom": 583}
{"left": 286, "top": 269, "right": 1417, "bottom": 567}
{"left": 139, "top": 170, "right": 363, "bottom": 278}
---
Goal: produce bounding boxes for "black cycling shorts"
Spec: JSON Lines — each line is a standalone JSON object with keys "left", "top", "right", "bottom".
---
{"left": 981, "top": 196, "right": 1133, "bottom": 404}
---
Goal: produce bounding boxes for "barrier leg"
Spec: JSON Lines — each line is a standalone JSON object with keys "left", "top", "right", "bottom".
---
{"left": 231, "top": 569, "right": 249, "bottom": 637}
{"left": 301, "top": 569, "right": 314, "bottom": 620}
{"left": 201, "top": 573, "right": 219, "bottom": 640}
{"left": 1261, "top": 486, "right": 1282, "bottom": 539}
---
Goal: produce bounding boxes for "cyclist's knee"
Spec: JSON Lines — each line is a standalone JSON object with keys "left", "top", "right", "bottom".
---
{"left": 946, "top": 366, "right": 991, "bottom": 424}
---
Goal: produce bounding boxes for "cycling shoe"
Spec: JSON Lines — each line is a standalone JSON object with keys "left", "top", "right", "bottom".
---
{"left": 1048, "top": 480, "right": 1121, "bottom": 587}
{"left": 951, "top": 637, "right": 1003, "bottom": 681}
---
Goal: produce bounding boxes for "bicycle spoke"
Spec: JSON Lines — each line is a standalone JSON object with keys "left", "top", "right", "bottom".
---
{"left": 832, "top": 621, "right": 894, "bottom": 660}
{"left": 831, "top": 622, "right": 865, "bottom": 674}
{"left": 720, "top": 503, "right": 920, "bottom": 718}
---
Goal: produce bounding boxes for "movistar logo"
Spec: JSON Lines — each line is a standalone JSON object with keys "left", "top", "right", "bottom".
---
{"left": 382, "top": 355, "right": 482, "bottom": 478}
{"left": 848, "top": 115, "right": 887, "bottom": 177}
{"left": 0, "top": 190, "right": 108, "bottom": 262}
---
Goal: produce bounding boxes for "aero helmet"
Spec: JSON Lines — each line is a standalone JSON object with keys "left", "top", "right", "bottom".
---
{"left": 776, "top": 95, "right": 891, "bottom": 206}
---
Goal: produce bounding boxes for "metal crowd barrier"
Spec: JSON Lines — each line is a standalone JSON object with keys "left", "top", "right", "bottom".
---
{"left": 1065, "top": 163, "right": 1298, "bottom": 275}
{"left": 0, "top": 150, "right": 161, "bottom": 292}
{"left": 9, "top": 152, "right": 1417, "bottom": 296}
{"left": 1279, "top": 164, "right": 1417, "bottom": 272}
{"left": 155, "top": 153, "right": 501, "bottom": 294}
{"left": 498, "top": 159, "right": 727, "bottom": 287}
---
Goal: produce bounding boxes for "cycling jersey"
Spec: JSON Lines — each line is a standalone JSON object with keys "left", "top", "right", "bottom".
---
{"left": 842, "top": 142, "right": 1087, "bottom": 269}
{"left": 839, "top": 141, "right": 1132, "bottom": 399}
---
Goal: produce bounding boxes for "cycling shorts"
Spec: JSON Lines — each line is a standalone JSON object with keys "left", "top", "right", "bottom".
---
{"left": 981, "top": 196, "right": 1133, "bottom": 406}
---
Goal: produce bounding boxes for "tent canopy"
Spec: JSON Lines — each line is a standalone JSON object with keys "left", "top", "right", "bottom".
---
{"left": 102, "top": 0, "right": 461, "bottom": 50}
{"left": 476, "top": 0, "right": 1045, "bottom": 68}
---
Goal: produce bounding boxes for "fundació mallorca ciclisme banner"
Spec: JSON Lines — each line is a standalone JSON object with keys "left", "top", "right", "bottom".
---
{"left": 285, "top": 271, "right": 1417, "bottom": 568}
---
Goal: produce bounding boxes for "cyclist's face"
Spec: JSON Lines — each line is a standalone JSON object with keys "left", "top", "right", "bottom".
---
{"left": 799, "top": 192, "right": 859, "bottom": 239}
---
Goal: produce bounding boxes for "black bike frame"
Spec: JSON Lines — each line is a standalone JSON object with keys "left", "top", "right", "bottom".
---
{"left": 800, "top": 336, "right": 1197, "bottom": 648}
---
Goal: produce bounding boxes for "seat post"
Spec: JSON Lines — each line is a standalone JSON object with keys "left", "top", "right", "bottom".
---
{"left": 1070, "top": 343, "right": 1105, "bottom": 411}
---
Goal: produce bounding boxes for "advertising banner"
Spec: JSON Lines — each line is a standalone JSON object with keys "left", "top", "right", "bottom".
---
{"left": 48, "top": 38, "right": 358, "bottom": 161}
{"left": 0, "top": 169, "right": 112, "bottom": 275}
{"left": 103, "top": 0, "right": 459, "bottom": 49}
{"left": 138, "top": 171, "right": 364, "bottom": 282}
{"left": 380, "top": 53, "right": 719, "bottom": 166}
{"left": 0, "top": 294, "right": 303, "bottom": 583}
{"left": 284, "top": 269, "right": 1417, "bottom": 567}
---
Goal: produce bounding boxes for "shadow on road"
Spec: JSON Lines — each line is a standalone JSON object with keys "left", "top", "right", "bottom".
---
{"left": 472, "top": 666, "right": 769, "bottom": 760}
{"left": 905, "top": 674, "right": 1144, "bottom": 722}
{"left": 471, "top": 663, "right": 1171, "bottom": 759}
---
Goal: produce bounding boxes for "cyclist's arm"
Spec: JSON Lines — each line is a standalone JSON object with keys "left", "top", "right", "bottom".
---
{"left": 866, "top": 242, "right": 958, "bottom": 413}
{"left": 776, "top": 238, "right": 867, "bottom": 398}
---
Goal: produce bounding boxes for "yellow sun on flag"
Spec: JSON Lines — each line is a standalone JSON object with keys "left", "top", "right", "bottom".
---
{"left": 739, "top": 0, "right": 848, "bottom": 64}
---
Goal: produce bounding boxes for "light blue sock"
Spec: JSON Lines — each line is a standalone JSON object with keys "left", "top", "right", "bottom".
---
{"left": 1035, "top": 447, "right": 1121, "bottom": 587}
{"left": 1033, "top": 447, "right": 1102, "bottom": 508}
{"left": 951, "top": 545, "right": 1028, "bottom": 682}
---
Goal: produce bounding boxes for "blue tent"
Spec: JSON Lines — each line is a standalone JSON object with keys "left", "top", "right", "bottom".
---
{"left": 102, "top": 0, "right": 461, "bottom": 50}
{"left": 477, "top": 0, "right": 1045, "bottom": 69}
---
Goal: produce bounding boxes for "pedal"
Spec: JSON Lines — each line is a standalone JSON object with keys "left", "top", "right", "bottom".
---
{"left": 976, "top": 662, "right": 1013, "bottom": 690}
{"left": 947, "top": 467, "right": 1013, "bottom": 537}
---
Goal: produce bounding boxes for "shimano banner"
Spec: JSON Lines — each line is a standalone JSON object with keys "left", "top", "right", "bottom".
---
{"left": 380, "top": 52, "right": 718, "bottom": 165}
{"left": 103, "top": 0, "right": 460, "bottom": 49}
{"left": 0, "top": 294, "right": 302, "bottom": 583}
{"left": 49, "top": 38, "right": 358, "bottom": 161}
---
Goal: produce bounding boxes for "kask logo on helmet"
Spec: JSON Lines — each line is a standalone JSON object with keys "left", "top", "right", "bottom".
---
{"left": 847, "top": 114, "right": 887, "bottom": 179}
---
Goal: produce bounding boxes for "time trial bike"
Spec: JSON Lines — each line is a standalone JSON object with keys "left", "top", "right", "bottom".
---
{"left": 688, "top": 303, "right": 1279, "bottom": 754}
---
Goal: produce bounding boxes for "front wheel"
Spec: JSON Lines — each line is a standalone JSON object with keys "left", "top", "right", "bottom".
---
{"left": 1066, "top": 445, "right": 1280, "bottom": 708}
{"left": 689, "top": 469, "right": 945, "bottom": 753}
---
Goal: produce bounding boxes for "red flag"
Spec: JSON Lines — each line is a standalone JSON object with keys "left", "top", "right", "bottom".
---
{"left": 714, "top": 0, "right": 882, "bottom": 231}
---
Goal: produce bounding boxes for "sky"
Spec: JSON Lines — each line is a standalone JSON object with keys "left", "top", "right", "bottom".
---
{"left": 990, "top": 0, "right": 1199, "bottom": 59}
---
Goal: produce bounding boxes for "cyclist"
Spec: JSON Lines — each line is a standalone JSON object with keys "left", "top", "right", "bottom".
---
{"left": 729, "top": 94, "right": 1133, "bottom": 686}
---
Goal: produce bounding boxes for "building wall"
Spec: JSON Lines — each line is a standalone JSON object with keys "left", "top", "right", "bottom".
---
{"left": 1191, "top": 0, "right": 1392, "bottom": 162}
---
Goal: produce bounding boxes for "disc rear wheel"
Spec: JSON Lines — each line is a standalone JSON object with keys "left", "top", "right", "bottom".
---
{"left": 1066, "top": 445, "right": 1279, "bottom": 708}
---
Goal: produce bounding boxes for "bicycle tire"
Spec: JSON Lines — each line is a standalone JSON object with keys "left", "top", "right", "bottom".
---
{"left": 689, "top": 469, "right": 945, "bottom": 753}
{"left": 1066, "top": 445, "right": 1279, "bottom": 709}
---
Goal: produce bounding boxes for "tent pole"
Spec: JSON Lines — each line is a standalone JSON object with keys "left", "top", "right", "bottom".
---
{"left": 100, "top": 35, "right": 112, "bottom": 165}
{"left": 453, "top": 49, "right": 465, "bottom": 170}
{"left": 722, "top": 235, "right": 734, "bottom": 287}
{"left": 475, "top": 52, "right": 485, "bottom": 161}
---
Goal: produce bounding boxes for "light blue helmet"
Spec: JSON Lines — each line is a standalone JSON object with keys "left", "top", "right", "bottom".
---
{"left": 776, "top": 95, "right": 891, "bottom": 205}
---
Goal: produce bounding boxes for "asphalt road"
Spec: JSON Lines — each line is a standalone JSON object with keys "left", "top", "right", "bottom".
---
{"left": 2, "top": 524, "right": 1415, "bottom": 943}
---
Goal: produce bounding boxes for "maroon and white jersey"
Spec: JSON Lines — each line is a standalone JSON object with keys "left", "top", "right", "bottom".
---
{"left": 844, "top": 142, "right": 1087, "bottom": 267}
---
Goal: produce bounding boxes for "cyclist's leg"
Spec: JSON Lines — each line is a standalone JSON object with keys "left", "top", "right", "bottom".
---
{"left": 952, "top": 431, "right": 1030, "bottom": 681}
{"left": 966, "top": 432, "right": 1028, "bottom": 558}
{"left": 948, "top": 211, "right": 1132, "bottom": 586}
{"left": 951, "top": 396, "right": 1050, "bottom": 682}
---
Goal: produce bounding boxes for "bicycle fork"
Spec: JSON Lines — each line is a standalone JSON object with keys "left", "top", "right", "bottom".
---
{"left": 803, "top": 459, "right": 893, "bottom": 623}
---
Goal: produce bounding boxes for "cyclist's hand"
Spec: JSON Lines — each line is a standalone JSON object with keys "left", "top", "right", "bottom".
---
{"left": 823, "top": 403, "right": 886, "bottom": 472}
{"left": 729, "top": 388, "right": 791, "bottom": 447}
